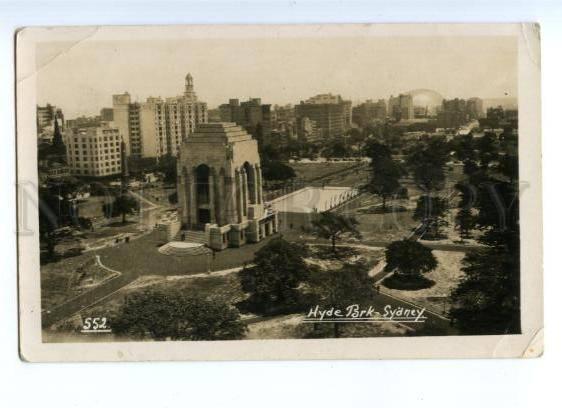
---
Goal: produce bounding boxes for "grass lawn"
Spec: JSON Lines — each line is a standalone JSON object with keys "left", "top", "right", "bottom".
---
{"left": 41, "top": 254, "right": 115, "bottom": 311}
{"left": 289, "top": 162, "right": 360, "bottom": 182}
{"left": 95, "top": 229, "right": 279, "bottom": 277}
{"left": 380, "top": 250, "right": 466, "bottom": 315}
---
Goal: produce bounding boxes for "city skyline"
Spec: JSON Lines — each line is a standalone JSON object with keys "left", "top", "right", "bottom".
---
{"left": 36, "top": 33, "right": 517, "bottom": 119}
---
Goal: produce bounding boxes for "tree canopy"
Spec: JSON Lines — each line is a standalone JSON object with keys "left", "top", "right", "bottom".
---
{"left": 384, "top": 239, "right": 437, "bottom": 277}
{"left": 239, "top": 237, "right": 310, "bottom": 313}
{"left": 310, "top": 262, "right": 376, "bottom": 337}
{"left": 112, "top": 290, "right": 246, "bottom": 340}
{"left": 449, "top": 131, "right": 520, "bottom": 334}
{"left": 311, "top": 212, "right": 361, "bottom": 254}
{"left": 261, "top": 161, "right": 296, "bottom": 182}
{"left": 102, "top": 194, "right": 139, "bottom": 223}
{"left": 406, "top": 139, "right": 449, "bottom": 191}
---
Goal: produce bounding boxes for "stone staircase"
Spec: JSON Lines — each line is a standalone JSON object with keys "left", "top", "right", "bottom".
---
{"left": 158, "top": 242, "right": 211, "bottom": 257}
{"left": 178, "top": 230, "right": 208, "bottom": 244}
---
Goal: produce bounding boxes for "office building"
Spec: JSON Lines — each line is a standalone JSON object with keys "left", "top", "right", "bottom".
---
{"left": 295, "top": 94, "right": 350, "bottom": 139}
{"left": 64, "top": 124, "right": 122, "bottom": 177}
{"left": 352, "top": 99, "right": 387, "bottom": 127}
{"left": 219, "top": 98, "right": 272, "bottom": 145}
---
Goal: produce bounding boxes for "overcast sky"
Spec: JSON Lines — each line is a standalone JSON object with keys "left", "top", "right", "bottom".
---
{"left": 35, "top": 33, "right": 518, "bottom": 119}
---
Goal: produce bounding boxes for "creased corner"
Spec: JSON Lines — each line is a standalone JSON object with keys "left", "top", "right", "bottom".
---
{"left": 522, "top": 328, "right": 544, "bottom": 358}
{"left": 519, "top": 23, "right": 541, "bottom": 71}
{"left": 17, "top": 26, "right": 101, "bottom": 85}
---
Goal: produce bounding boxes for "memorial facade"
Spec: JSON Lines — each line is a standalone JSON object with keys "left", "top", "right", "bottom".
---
{"left": 177, "top": 122, "right": 278, "bottom": 250}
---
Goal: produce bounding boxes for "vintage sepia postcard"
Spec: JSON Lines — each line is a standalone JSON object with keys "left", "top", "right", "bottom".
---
{"left": 16, "top": 23, "right": 542, "bottom": 361}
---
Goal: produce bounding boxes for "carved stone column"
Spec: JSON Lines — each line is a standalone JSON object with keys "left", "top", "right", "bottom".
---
{"left": 235, "top": 168, "right": 243, "bottom": 223}
{"left": 214, "top": 169, "right": 224, "bottom": 226}
{"left": 255, "top": 164, "right": 263, "bottom": 204}
{"left": 241, "top": 167, "right": 248, "bottom": 217}
{"left": 208, "top": 168, "right": 215, "bottom": 224}
{"left": 224, "top": 175, "right": 236, "bottom": 224}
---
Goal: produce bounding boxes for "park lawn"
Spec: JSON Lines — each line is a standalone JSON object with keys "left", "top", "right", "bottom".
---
{"left": 305, "top": 245, "right": 384, "bottom": 272}
{"left": 76, "top": 195, "right": 109, "bottom": 219}
{"left": 41, "top": 254, "right": 114, "bottom": 311}
{"left": 380, "top": 250, "right": 466, "bottom": 315}
{"left": 95, "top": 229, "right": 278, "bottom": 277}
{"left": 289, "top": 162, "right": 359, "bottom": 182}
{"left": 353, "top": 210, "right": 419, "bottom": 243}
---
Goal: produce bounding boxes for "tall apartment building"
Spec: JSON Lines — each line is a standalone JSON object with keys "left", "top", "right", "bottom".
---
{"left": 219, "top": 98, "right": 272, "bottom": 145}
{"left": 295, "top": 94, "right": 350, "bottom": 139}
{"left": 388, "top": 94, "right": 414, "bottom": 121}
{"left": 351, "top": 99, "right": 387, "bottom": 127}
{"left": 64, "top": 124, "right": 122, "bottom": 177}
{"left": 113, "top": 73, "right": 208, "bottom": 159}
{"left": 112, "top": 93, "right": 142, "bottom": 158}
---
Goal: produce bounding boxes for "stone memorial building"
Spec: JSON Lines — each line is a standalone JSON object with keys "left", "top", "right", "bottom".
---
{"left": 177, "top": 122, "right": 278, "bottom": 250}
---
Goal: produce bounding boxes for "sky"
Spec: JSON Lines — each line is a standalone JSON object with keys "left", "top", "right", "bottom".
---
{"left": 34, "top": 30, "right": 518, "bottom": 119}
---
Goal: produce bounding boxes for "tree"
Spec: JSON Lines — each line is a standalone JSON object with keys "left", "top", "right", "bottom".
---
{"left": 475, "top": 132, "right": 499, "bottom": 169}
{"left": 157, "top": 154, "right": 177, "bottom": 184}
{"left": 38, "top": 187, "right": 61, "bottom": 260}
{"left": 103, "top": 194, "right": 138, "bottom": 223}
{"left": 453, "top": 180, "right": 477, "bottom": 241}
{"left": 449, "top": 176, "right": 520, "bottom": 334}
{"left": 406, "top": 139, "right": 449, "bottom": 191}
{"left": 310, "top": 262, "right": 375, "bottom": 338}
{"left": 450, "top": 134, "right": 476, "bottom": 161}
{"left": 413, "top": 195, "right": 448, "bottom": 239}
{"left": 239, "top": 238, "right": 310, "bottom": 314}
{"left": 382, "top": 239, "right": 437, "bottom": 289}
{"left": 311, "top": 212, "right": 362, "bottom": 254}
{"left": 261, "top": 161, "right": 296, "bottom": 182}
{"left": 112, "top": 290, "right": 246, "bottom": 340}
{"left": 450, "top": 243, "right": 519, "bottom": 334}
{"left": 51, "top": 116, "right": 66, "bottom": 158}
{"left": 364, "top": 140, "right": 404, "bottom": 210}
{"left": 455, "top": 208, "right": 475, "bottom": 239}
{"left": 168, "top": 191, "right": 178, "bottom": 204}
{"left": 370, "top": 156, "right": 403, "bottom": 211}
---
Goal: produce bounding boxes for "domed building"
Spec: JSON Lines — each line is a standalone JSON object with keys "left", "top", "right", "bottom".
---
{"left": 405, "top": 89, "right": 444, "bottom": 115}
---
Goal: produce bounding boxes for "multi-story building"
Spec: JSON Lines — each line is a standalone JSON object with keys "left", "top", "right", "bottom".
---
{"left": 112, "top": 93, "right": 143, "bottom": 158}
{"left": 467, "top": 97, "right": 484, "bottom": 119}
{"left": 114, "top": 73, "right": 208, "bottom": 159}
{"left": 100, "top": 108, "right": 114, "bottom": 122}
{"left": 438, "top": 98, "right": 470, "bottom": 128}
{"left": 271, "top": 104, "right": 295, "bottom": 128}
{"left": 219, "top": 98, "right": 272, "bottom": 145}
{"left": 296, "top": 116, "right": 319, "bottom": 142}
{"left": 388, "top": 94, "right": 414, "bottom": 121}
{"left": 352, "top": 99, "right": 387, "bottom": 127}
{"left": 64, "top": 124, "right": 122, "bottom": 177}
{"left": 37, "top": 104, "right": 64, "bottom": 134}
{"left": 66, "top": 115, "right": 101, "bottom": 130}
{"left": 295, "top": 94, "right": 350, "bottom": 139}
